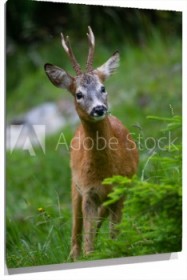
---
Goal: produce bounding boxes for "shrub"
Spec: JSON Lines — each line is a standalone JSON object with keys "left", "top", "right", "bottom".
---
{"left": 103, "top": 115, "right": 182, "bottom": 256}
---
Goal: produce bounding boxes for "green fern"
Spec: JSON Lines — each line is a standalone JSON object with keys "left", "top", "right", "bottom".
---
{"left": 103, "top": 115, "right": 182, "bottom": 256}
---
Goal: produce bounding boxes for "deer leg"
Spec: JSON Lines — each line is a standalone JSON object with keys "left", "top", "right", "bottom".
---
{"left": 69, "top": 184, "right": 82, "bottom": 261}
{"left": 109, "top": 198, "right": 124, "bottom": 239}
{"left": 96, "top": 205, "right": 109, "bottom": 236}
{"left": 82, "top": 192, "right": 100, "bottom": 256}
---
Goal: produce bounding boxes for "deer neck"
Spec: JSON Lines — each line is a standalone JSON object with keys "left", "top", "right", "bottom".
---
{"left": 81, "top": 116, "right": 114, "bottom": 154}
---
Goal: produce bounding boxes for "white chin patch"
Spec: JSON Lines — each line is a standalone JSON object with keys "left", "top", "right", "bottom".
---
{"left": 92, "top": 114, "right": 106, "bottom": 121}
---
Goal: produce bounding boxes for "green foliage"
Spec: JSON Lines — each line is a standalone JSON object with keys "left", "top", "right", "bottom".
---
{"left": 6, "top": 0, "right": 182, "bottom": 45}
{"left": 103, "top": 115, "right": 182, "bottom": 256}
{"left": 6, "top": 131, "right": 73, "bottom": 267}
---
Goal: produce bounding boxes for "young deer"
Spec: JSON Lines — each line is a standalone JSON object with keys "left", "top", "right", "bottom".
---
{"left": 44, "top": 26, "right": 138, "bottom": 260}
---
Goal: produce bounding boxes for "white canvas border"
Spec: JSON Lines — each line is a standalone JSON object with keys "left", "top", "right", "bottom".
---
{"left": 1, "top": 0, "right": 187, "bottom": 279}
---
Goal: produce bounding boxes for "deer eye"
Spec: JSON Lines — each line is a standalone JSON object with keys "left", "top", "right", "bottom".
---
{"left": 76, "top": 91, "right": 83, "bottom": 100}
{"left": 101, "top": 86, "right": 106, "bottom": 93}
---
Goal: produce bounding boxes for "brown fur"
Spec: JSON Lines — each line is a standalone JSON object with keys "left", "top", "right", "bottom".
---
{"left": 70, "top": 114, "right": 138, "bottom": 259}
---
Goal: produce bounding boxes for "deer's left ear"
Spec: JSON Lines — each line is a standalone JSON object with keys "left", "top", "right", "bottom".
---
{"left": 44, "top": 63, "right": 75, "bottom": 93}
{"left": 94, "top": 51, "right": 120, "bottom": 82}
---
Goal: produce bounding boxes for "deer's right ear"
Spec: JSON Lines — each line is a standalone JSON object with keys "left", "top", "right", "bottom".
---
{"left": 44, "top": 63, "right": 75, "bottom": 92}
{"left": 94, "top": 51, "right": 120, "bottom": 82}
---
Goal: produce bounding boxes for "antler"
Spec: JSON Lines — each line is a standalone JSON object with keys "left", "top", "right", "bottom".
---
{"left": 61, "top": 32, "right": 82, "bottom": 75}
{"left": 86, "top": 26, "right": 95, "bottom": 73}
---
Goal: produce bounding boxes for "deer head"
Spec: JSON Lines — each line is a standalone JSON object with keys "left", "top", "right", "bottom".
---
{"left": 44, "top": 26, "right": 120, "bottom": 122}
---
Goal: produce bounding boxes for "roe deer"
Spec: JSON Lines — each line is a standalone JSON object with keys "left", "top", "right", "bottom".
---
{"left": 44, "top": 26, "right": 138, "bottom": 260}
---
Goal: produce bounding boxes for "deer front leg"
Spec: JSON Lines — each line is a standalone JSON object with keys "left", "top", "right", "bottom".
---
{"left": 82, "top": 192, "right": 99, "bottom": 256}
{"left": 96, "top": 205, "right": 109, "bottom": 236}
{"left": 69, "top": 184, "right": 82, "bottom": 261}
{"left": 109, "top": 198, "right": 124, "bottom": 239}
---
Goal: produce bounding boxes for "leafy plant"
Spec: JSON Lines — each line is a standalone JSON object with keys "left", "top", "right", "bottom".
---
{"left": 103, "top": 115, "right": 182, "bottom": 256}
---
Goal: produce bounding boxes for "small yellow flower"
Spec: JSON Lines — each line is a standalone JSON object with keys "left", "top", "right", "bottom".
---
{"left": 37, "top": 207, "right": 45, "bottom": 212}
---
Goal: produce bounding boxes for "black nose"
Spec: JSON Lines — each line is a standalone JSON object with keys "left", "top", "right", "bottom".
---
{"left": 91, "top": 105, "right": 107, "bottom": 117}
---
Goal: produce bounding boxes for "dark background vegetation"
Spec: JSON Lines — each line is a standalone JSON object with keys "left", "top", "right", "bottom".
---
{"left": 6, "top": 0, "right": 182, "bottom": 268}
{"left": 7, "top": 0, "right": 181, "bottom": 46}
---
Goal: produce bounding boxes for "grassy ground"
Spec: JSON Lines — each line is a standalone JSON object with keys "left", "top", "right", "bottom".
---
{"left": 6, "top": 31, "right": 182, "bottom": 268}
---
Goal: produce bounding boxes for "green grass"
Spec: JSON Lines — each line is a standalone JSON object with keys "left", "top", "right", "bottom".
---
{"left": 6, "top": 132, "right": 72, "bottom": 267}
{"left": 6, "top": 32, "right": 182, "bottom": 268}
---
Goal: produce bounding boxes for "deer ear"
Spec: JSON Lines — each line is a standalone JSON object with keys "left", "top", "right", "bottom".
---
{"left": 95, "top": 51, "right": 120, "bottom": 82}
{"left": 44, "top": 63, "right": 75, "bottom": 92}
